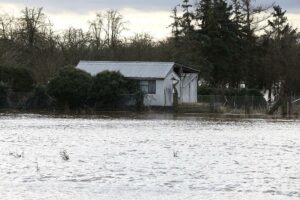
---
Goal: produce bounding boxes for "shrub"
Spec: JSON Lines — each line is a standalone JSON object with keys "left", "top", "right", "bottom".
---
{"left": 238, "top": 89, "right": 263, "bottom": 97}
{"left": 89, "top": 71, "right": 128, "bottom": 106}
{"left": 198, "top": 85, "right": 215, "bottom": 95}
{"left": 126, "top": 79, "right": 140, "bottom": 94}
{"left": 10, "top": 67, "right": 35, "bottom": 92}
{"left": 0, "top": 83, "right": 8, "bottom": 108}
{"left": 47, "top": 67, "right": 92, "bottom": 109}
{"left": 25, "top": 85, "right": 54, "bottom": 110}
{"left": 198, "top": 86, "right": 263, "bottom": 97}
{"left": 0, "top": 66, "right": 11, "bottom": 83}
{"left": 0, "top": 66, "right": 35, "bottom": 92}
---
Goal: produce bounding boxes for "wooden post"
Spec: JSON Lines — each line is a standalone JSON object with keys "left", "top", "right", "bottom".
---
{"left": 245, "top": 95, "right": 250, "bottom": 115}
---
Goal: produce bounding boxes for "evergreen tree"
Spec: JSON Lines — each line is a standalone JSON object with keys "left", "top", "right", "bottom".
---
{"left": 195, "top": 0, "right": 243, "bottom": 87}
{"left": 181, "top": 0, "right": 194, "bottom": 36}
{"left": 264, "top": 6, "right": 299, "bottom": 109}
{"left": 170, "top": 5, "right": 181, "bottom": 62}
{"left": 196, "top": 0, "right": 213, "bottom": 30}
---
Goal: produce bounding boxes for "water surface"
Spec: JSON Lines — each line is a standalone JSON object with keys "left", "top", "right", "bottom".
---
{"left": 0, "top": 114, "right": 299, "bottom": 200}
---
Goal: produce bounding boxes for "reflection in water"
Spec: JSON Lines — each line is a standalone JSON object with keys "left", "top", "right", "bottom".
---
{"left": 0, "top": 114, "right": 299, "bottom": 200}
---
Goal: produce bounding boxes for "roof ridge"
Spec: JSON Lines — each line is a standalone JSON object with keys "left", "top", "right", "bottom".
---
{"left": 79, "top": 60, "right": 175, "bottom": 64}
{"left": 77, "top": 61, "right": 175, "bottom": 79}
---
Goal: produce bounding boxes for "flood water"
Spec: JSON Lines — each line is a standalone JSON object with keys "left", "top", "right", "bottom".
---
{"left": 0, "top": 114, "right": 299, "bottom": 200}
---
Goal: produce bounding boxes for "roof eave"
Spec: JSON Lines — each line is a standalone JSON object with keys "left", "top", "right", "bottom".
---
{"left": 174, "top": 63, "right": 200, "bottom": 73}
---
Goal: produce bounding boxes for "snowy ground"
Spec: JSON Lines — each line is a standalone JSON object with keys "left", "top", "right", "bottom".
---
{"left": 0, "top": 114, "right": 299, "bottom": 200}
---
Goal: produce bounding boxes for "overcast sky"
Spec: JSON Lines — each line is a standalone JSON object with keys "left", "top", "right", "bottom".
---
{"left": 0, "top": 0, "right": 300, "bottom": 39}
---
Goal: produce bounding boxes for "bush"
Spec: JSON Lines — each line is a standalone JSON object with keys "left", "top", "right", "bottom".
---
{"left": 198, "top": 85, "right": 215, "bottom": 95}
{"left": 0, "top": 83, "right": 8, "bottom": 108}
{"left": 126, "top": 79, "right": 140, "bottom": 94}
{"left": 198, "top": 86, "right": 263, "bottom": 97}
{"left": 89, "top": 71, "right": 129, "bottom": 107}
{"left": 10, "top": 67, "right": 35, "bottom": 92}
{"left": 0, "top": 66, "right": 35, "bottom": 92}
{"left": 0, "top": 66, "right": 11, "bottom": 83}
{"left": 25, "top": 85, "right": 54, "bottom": 110}
{"left": 47, "top": 67, "right": 92, "bottom": 109}
{"left": 238, "top": 88, "right": 263, "bottom": 97}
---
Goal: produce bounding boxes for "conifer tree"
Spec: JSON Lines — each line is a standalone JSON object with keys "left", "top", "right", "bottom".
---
{"left": 264, "top": 6, "right": 299, "bottom": 112}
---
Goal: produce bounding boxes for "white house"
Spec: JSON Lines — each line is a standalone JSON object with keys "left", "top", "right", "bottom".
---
{"left": 76, "top": 61, "right": 199, "bottom": 107}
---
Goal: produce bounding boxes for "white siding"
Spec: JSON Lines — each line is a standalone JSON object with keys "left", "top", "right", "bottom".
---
{"left": 163, "top": 73, "right": 175, "bottom": 107}
{"left": 180, "top": 73, "right": 198, "bottom": 103}
{"left": 142, "top": 72, "right": 181, "bottom": 107}
{"left": 143, "top": 79, "right": 165, "bottom": 106}
{"left": 190, "top": 75, "right": 198, "bottom": 102}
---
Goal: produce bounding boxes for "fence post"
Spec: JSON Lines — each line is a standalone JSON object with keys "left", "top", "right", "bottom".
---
{"left": 288, "top": 95, "right": 292, "bottom": 117}
{"left": 245, "top": 95, "right": 250, "bottom": 115}
{"left": 210, "top": 95, "right": 215, "bottom": 113}
{"left": 252, "top": 96, "right": 254, "bottom": 111}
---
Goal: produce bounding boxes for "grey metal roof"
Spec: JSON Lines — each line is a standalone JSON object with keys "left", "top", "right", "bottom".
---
{"left": 77, "top": 61, "right": 175, "bottom": 79}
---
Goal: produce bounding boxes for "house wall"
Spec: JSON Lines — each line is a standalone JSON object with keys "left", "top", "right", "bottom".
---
{"left": 143, "top": 79, "right": 166, "bottom": 107}
{"left": 162, "top": 72, "right": 179, "bottom": 107}
{"left": 180, "top": 73, "right": 198, "bottom": 103}
{"left": 122, "top": 79, "right": 166, "bottom": 107}
{"left": 293, "top": 100, "right": 300, "bottom": 114}
{"left": 125, "top": 77, "right": 174, "bottom": 107}
{"left": 146, "top": 71, "right": 199, "bottom": 107}
{"left": 124, "top": 72, "right": 198, "bottom": 107}
{"left": 143, "top": 72, "right": 181, "bottom": 107}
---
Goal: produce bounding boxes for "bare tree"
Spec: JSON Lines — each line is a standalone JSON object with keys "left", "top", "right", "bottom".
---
{"left": 0, "top": 14, "right": 15, "bottom": 40}
{"left": 240, "top": 0, "right": 274, "bottom": 35}
{"left": 18, "top": 7, "right": 51, "bottom": 48}
{"left": 89, "top": 13, "right": 104, "bottom": 50}
{"left": 103, "top": 10, "right": 127, "bottom": 48}
{"left": 60, "top": 28, "right": 90, "bottom": 65}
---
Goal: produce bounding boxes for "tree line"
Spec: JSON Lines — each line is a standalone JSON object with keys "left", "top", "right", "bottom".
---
{"left": 0, "top": 8, "right": 173, "bottom": 84}
{"left": 171, "top": 0, "right": 300, "bottom": 115}
{"left": 0, "top": 7, "right": 170, "bottom": 110}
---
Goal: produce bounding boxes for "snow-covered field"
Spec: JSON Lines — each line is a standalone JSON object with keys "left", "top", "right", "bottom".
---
{"left": 0, "top": 114, "right": 299, "bottom": 200}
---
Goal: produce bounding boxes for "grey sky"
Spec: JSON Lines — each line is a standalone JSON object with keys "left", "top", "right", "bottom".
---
{"left": 257, "top": 0, "right": 300, "bottom": 13}
{"left": 1, "top": 0, "right": 176, "bottom": 12}
{"left": 0, "top": 0, "right": 299, "bottom": 39}
{"left": 2, "top": 0, "right": 300, "bottom": 13}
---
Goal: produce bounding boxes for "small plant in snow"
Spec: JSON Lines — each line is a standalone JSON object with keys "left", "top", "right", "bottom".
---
{"left": 60, "top": 149, "right": 70, "bottom": 161}
{"left": 36, "top": 159, "right": 40, "bottom": 172}
{"left": 173, "top": 151, "right": 179, "bottom": 158}
{"left": 9, "top": 151, "right": 24, "bottom": 158}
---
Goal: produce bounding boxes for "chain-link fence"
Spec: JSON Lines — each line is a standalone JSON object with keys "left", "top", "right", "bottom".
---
{"left": 102, "top": 94, "right": 269, "bottom": 114}
{"left": 118, "top": 94, "right": 137, "bottom": 106}
{"left": 197, "top": 95, "right": 268, "bottom": 114}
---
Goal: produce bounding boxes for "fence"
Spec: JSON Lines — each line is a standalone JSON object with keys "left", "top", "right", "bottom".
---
{"left": 197, "top": 95, "right": 267, "bottom": 114}
{"left": 101, "top": 94, "right": 268, "bottom": 114}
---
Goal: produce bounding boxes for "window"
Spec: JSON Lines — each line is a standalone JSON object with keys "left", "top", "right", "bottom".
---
{"left": 148, "top": 81, "right": 156, "bottom": 94}
{"left": 139, "top": 80, "right": 156, "bottom": 94}
{"left": 140, "top": 81, "right": 149, "bottom": 93}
